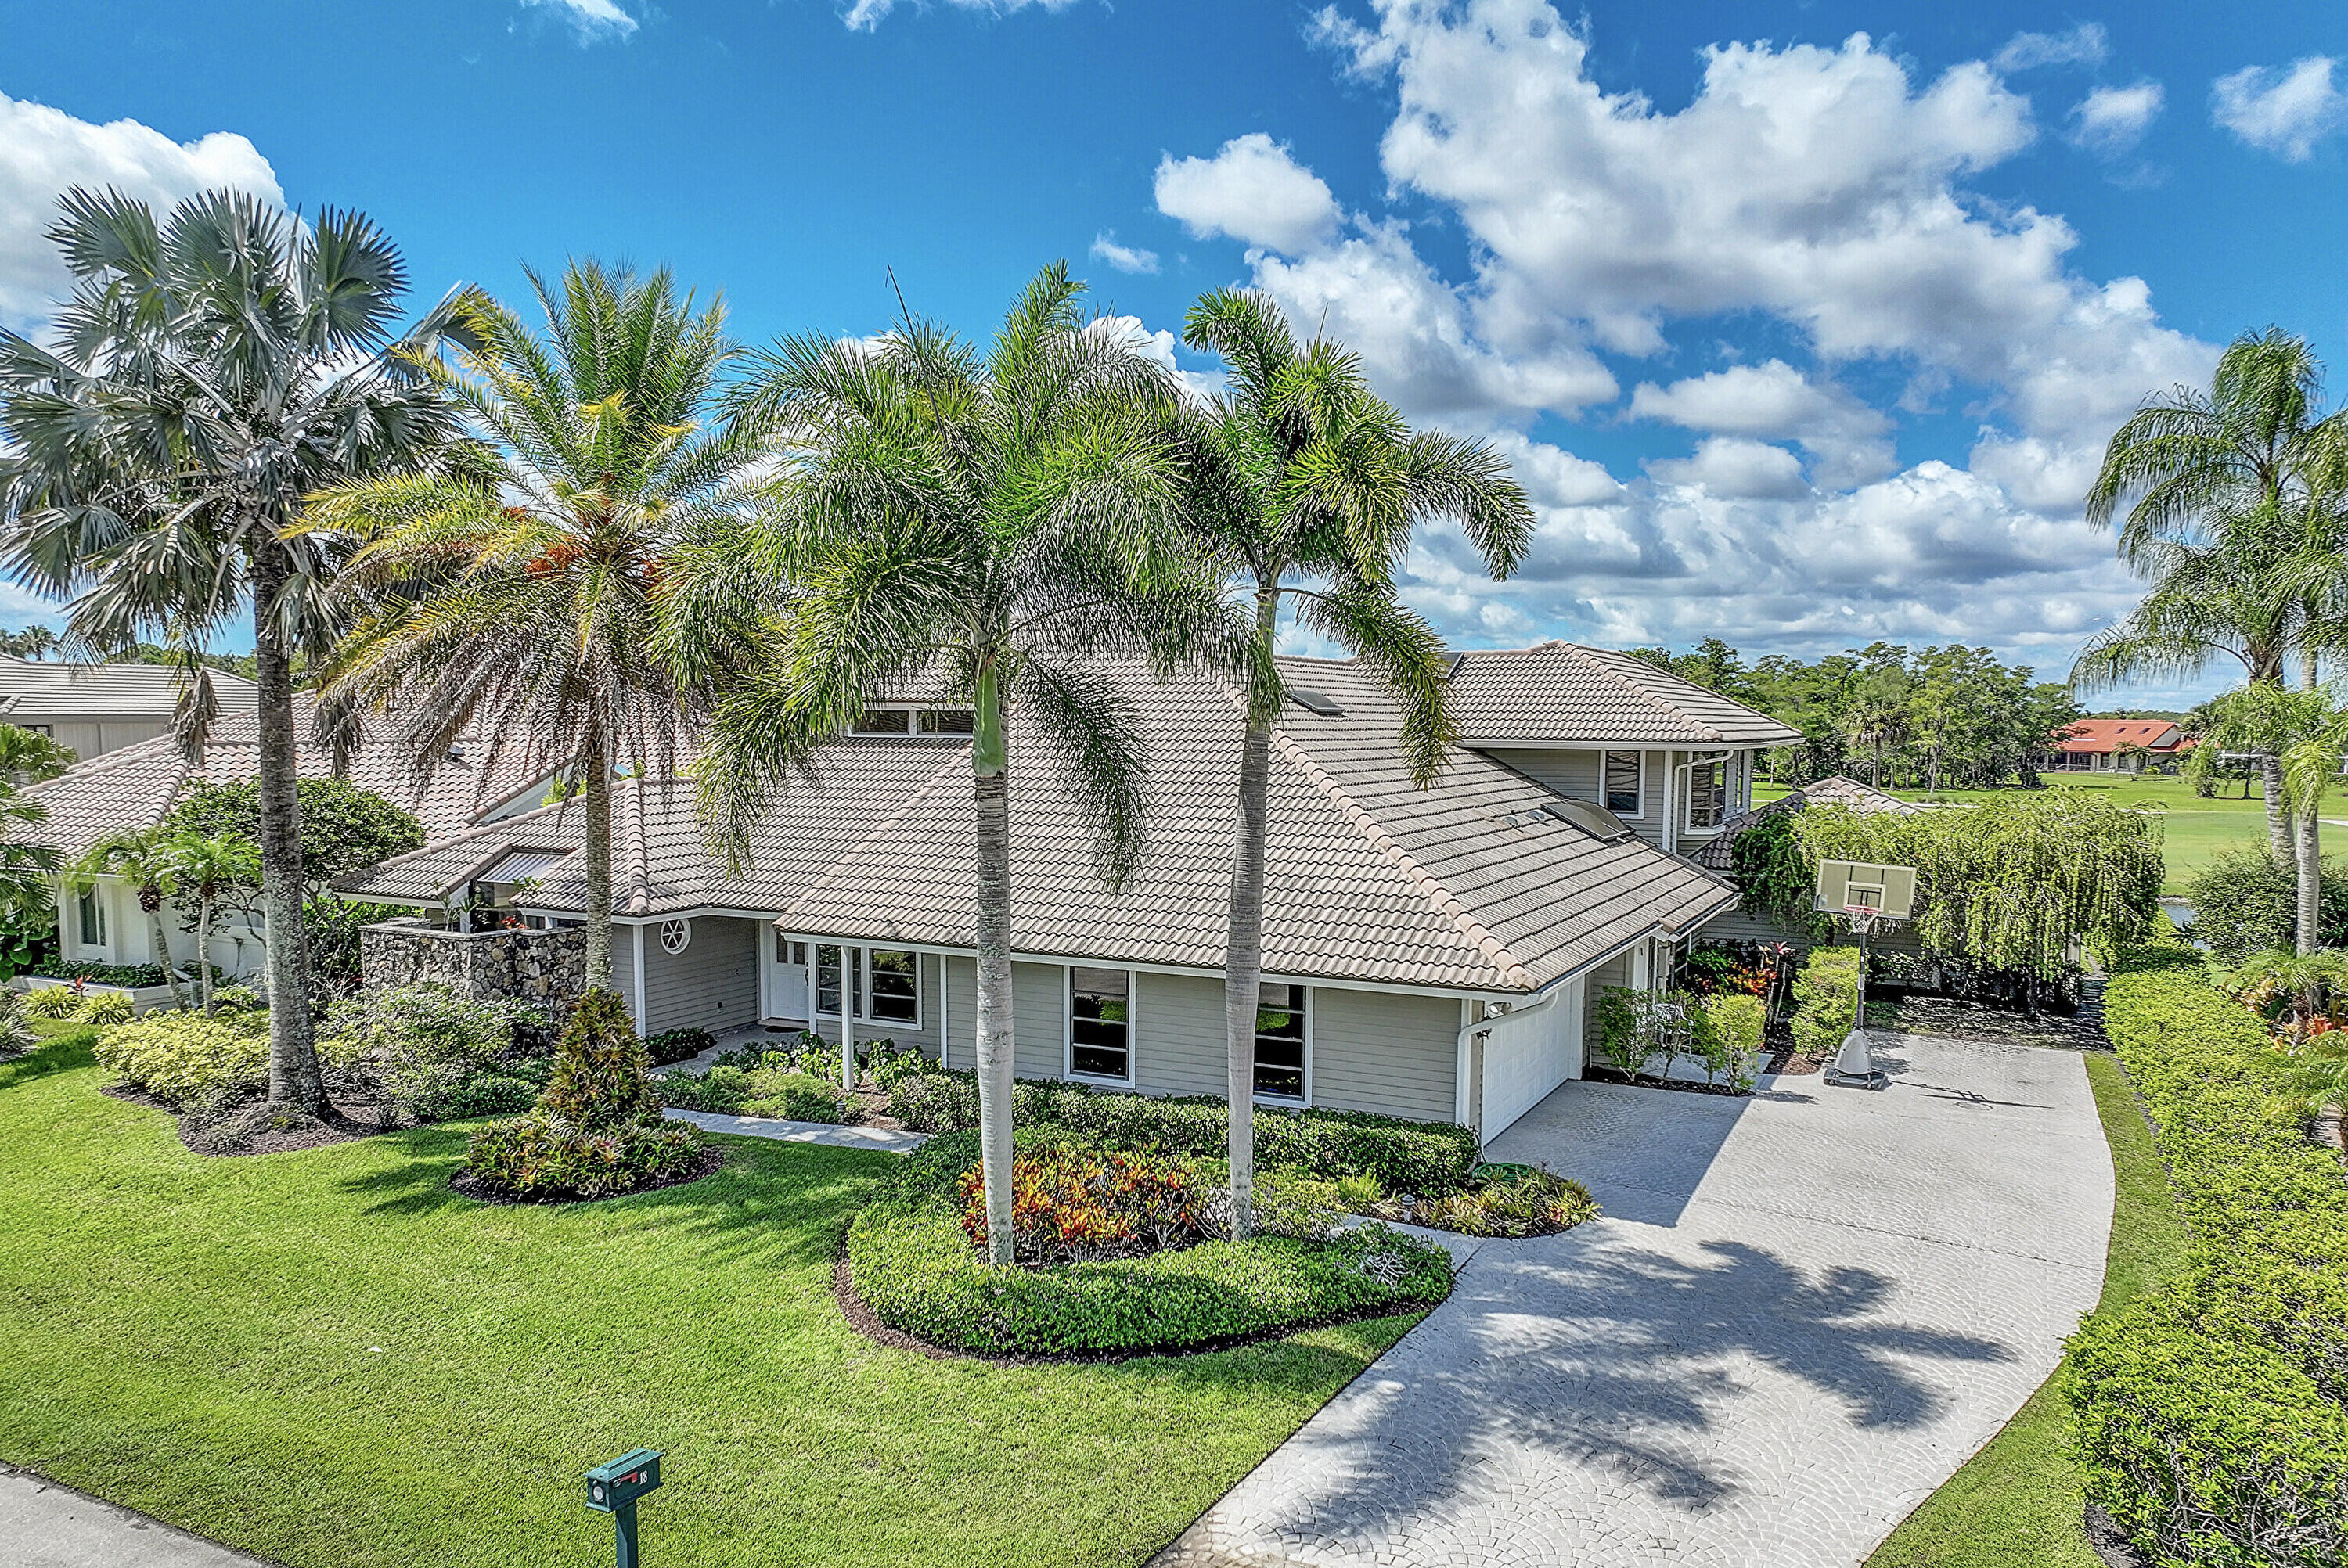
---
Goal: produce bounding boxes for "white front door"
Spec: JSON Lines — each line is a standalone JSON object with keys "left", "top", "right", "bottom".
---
{"left": 761, "top": 928, "right": 808, "bottom": 1022}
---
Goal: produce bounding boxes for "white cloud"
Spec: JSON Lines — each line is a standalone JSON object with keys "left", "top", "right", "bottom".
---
{"left": 1087, "top": 231, "right": 1159, "bottom": 275}
{"left": 0, "top": 92, "right": 284, "bottom": 332}
{"left": 2069, "top": 81, "right": 2164, "bottom": 157}
{"left": 2212, "top": 57, "right": 2346, "bottom": 161}
{"left": 1648, "top": 437, "right": 1810, "bottom": 500}
{"left": 1629, "top": 359, "right": 1893, "bottom": 487}
{"left": 1993, "top": 23, "right": 2108, "bottom": 74}
{"left": 519, "top": 0, "right": 639, "bottom": 41}
{"left": 841, "top": 0, "right": 1081, "bottom": 30}
{"left": 1094, "top": 315, "right": 1227, "bottom": 406}
{"left": 1154, "top": 133, "right": 1343, "bottom": 254}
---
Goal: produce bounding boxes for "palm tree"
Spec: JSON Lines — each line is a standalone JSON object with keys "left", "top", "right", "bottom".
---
{"left": 0, "top": 188, "right": 465, "bottom": 1113}
{"left": 1174, "top": 290, "right": 1532, "bottom": 1235}
{"left": 309, "top": 261, "right": 768, "bottom": 991}
{"left": 0, "top": 782, "right": 60, "bottom": 933}
{"left": 163, "top": 831, "right": 259, "bottom": 1012}
{"left": 2228, "top": 947, "right": 2348, "bottom": 1037}
{"left": 668, "top": 263, "right": 1226, "bottom": 1264}
{"left": 69, "top": 827, "right": 189, "bottom": 1008}
{"left": 0, "top": 624, "right": 59, "bottom": 660}
{"left": 2196, "top": 682, "right": 2334, "bottom": 951}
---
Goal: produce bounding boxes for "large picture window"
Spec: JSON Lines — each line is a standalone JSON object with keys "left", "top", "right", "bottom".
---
{"left": 1068, "top": 967, "right": 1132, "bottom": 1081}
{"left": 867, "top": 949, "right": 920, "bottom": 1024}
{"left": 1604, "top": 751, "right": 1643, "bottom": 815}
{"left": 1254, "top": 983, "right": 1307, "bottom": 1101}
{"left": 1685, "top": 757, "right": 1729, "bottom": 831}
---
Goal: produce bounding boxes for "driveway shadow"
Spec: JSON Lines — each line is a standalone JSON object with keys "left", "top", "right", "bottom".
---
{"left": 1486, "top": 1081, "right": 1752, "bottom": 1227}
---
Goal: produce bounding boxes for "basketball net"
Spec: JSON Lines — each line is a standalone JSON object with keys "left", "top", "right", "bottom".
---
{"left": 1842, "top": 904, "right": 1882, "bottom": 940}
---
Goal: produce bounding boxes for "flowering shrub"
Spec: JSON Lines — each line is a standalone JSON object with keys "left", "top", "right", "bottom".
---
{"left": 93, "top": 1007, "right": 270, "bottom": 1106}
{"left": 958, "top": 1144, "right": 1202, "bottom": 1264}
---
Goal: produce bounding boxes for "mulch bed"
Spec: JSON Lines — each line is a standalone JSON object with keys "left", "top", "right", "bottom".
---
{"left": 101, "top": 1083, "right": 389, "bottom": 1157}
{"left": 448, "top": 1144, "right": 726, "bottom": 1206}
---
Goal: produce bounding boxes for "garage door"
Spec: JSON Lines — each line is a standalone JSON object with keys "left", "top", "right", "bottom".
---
{"left": 1479, "top": 978, "right": 1583, "bottom": 1138}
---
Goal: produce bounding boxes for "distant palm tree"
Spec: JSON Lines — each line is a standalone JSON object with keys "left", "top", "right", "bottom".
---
{"left": 0, "top": 624, "right": 59, "bottom": 660}
{"left": 668, "top": 263, "right": 1226, "bottom": 1263}
{"left": 0, "top": 188, "right": 465, "bottom": 1112}
{"left": 311, "top": 261, "right": 767, "bottom": 992}
{"left": 70, "top": 827, "right": 190, "bottom": 1008}
{"left": 0, "top": 782, "right": 59, "bottom": 935}
{"left": 1172, "top": 288, "right": 1532, "bottom": 1235}
{"left": 2195, "top": 682, "right": 2333, "bottom": 951}
{"left": 164, "top": 832, "right": 260, "bottom": 1012}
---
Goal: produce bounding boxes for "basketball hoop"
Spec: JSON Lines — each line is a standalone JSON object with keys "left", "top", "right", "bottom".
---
{"left": 1841, "top": 904, "right": 1882, "bottom": 938}
{"left": 1813, "top": 860, "right": 1918, "bottom": 1090}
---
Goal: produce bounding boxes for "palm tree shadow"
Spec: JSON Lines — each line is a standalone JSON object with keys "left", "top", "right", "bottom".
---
{"left": 1266, "top": 1232, "right": 2016, "bottom": 1544}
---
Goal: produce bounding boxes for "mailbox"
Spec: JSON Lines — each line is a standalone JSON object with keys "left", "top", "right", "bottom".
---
{"left": 585, "top": 1449, "right": 663, "bottom": 1513}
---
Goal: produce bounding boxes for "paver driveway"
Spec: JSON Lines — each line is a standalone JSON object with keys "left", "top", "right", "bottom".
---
{"left": 1155, "top": 1034, "right": 2114, "bottom": 1568}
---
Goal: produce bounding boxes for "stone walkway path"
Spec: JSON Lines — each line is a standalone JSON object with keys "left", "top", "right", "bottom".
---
{"left": 662, "top": 1106, "right": 927, "bottom": 1153}
{"left": 1154, "top": 1034, "right": 2114, "bottom": 1568}
{"left": 0, "top": 1467, "right": 272, "bottom": 1568}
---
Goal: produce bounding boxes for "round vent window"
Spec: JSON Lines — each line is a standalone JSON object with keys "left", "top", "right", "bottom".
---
{"left": 659, "top": 918, "right": 692, "bottom": 955}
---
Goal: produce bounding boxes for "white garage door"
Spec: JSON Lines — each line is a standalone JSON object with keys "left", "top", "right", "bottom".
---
{"left": 1479, "top": 978, "right": 1583, "bottom": 1138}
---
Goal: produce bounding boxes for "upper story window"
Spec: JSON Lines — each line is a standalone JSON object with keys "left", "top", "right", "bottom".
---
{"left": 853, "top": 706, "right": 975, "bottom": 736}
{"left": 1604, "top": 751, "right": 1643, "bottom": 816}
{"left": 1685, "top": 757, "right": 1730, "bottom": 831}
{"left": 852, "top": 709, "right": 910, "bottom": 735}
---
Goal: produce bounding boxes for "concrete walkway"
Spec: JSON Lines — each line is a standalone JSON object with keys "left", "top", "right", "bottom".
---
{"left": 1155, "top": 1034, "right": 2114, "bottom": 1568}
{"left": 662, "top": 1106, "right": 927, "bottom": 1153}
{"left": 0, "top": 1468, "right": 272, "bottom": 1568}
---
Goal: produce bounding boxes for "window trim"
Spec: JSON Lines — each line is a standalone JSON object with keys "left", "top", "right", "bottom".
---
{"left": 1602, "top": 750, "right": 1645, "bottom": 818}
{"left": 1682, "top": 753, "right": 1731, "bottom": 834}
{"left": 1064, "top": 963, "right": 1136, "bottom": 1087}
{"left": 76, "top": 886, "right": 106, "bottom": 951}
{"left": 1251, "top": 980, "right": 1312, "bottom": 1106}
{"left": 863, "top": 947, "right": 922, "bottom": 1030}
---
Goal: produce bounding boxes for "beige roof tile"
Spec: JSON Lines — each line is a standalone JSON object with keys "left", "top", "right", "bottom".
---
{"left": 1443, "top": 642, "right": 1801, "bottom": 746}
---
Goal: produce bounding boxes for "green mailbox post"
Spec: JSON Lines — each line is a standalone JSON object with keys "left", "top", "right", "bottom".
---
{"left": 584, "top": 1449, "right": 664, "bottom": 1568}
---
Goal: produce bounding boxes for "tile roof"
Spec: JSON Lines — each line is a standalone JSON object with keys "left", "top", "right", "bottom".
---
{"left": 1687, "top": 775, "right": 1920, "bottom": 871}
{"left": 0, "top": 654, "right": 257, "bottom": 720}
{"left": 344, "top": 660, "right": 1738, "bottom": 994}
{"left": 1443, "top": 642, "right": 1802, "bottom": 746}
{"left": 2054, "top": 719, "right": 2183, "bottom": 755}
{"left": 23, "top": 710, "right": 555, "bottom": 861}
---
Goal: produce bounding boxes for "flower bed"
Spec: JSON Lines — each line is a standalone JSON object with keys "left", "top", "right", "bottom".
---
{"left": 2062, "top": 948, "right": 2348, "bottom": 1568}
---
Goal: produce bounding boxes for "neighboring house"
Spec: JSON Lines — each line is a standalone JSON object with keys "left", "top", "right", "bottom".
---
{"left": 337, "top": 643, "right": 1802, "bottom": 1141}
{"left": 2045, "top": 719, "right": 2185, "bottom": 772}
{"left": 0, "top": 654, "right": 259, "bottom": 762}
{"left": 22, "top": 712, "right": 557, "bottom": 980}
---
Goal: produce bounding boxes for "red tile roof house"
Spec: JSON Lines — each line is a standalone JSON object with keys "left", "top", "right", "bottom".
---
{"left": 2044, "top": 718, "right": 2185, "bottom": 772}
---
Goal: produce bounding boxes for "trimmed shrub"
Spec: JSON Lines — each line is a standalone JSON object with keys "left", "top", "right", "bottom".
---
{"left": 2187, "top": 847, "right": 2348, "bottom": 962}
{"left": 643, "top": 1027, "right": 715, "bottom": 1066}
{"left": 883, "top": 1070, "right": 1481, "bottom": 1195}
{"left": 1791, "top": 945, "right": 1860, "bottom": 1059}
{"left": 22, "top": 986, "right": 83, "bottom": 1019}
{"left": 1694, "top": 992, "right": 1766, "bottom": 1090}
{"left": 75, "top": 992, "right": 134, "bottom": 1026}
{"left": 93, "top": 1007, "right": 270, "bottom": 1107}
{"left": 322, "top": 982, "right": 545, "bottom": 1122}
{"left": 740, "top": 1071, "right": 849, "bottom": 1124}
{"left": 410, "top": 1073, "right": 538, "bottom": 1121}
{"left": 2062, "top": 951, "right": 2348, "bottom": 1566}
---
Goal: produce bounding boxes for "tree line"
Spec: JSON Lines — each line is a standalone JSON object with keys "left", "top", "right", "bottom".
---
{"left": 1625, "top": 638, "right": 2082, "bottom": 792}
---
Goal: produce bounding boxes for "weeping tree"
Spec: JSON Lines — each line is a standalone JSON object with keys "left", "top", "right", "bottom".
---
{"left": 1798, "top": 792, "right": 2163, "bottom": 991}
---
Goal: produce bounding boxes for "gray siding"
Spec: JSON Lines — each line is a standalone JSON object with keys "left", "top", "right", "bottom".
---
{"left": 942, "top": 954, "right": 976, "bottom": 1068}
{"left": 636, "top": 915, "right": 759, "bottom": 1035}
{"left": 1489, "top": 746, "right": 1672, "bottom": 850}
{"left": 1581, "top": 948, "right": 1633, "bottom": 1065}
{"left": 40, "top": 717, "right": 169, "bottom": 762}
{"left": 1309, "top": 985, "right": 1460, "bottom": 1123}
{"left": 1012, "top": 960, "right": 1067, "bottom": 1080}
{"left": 1133, "top": 970, "right": 1225, "bottom": 1098}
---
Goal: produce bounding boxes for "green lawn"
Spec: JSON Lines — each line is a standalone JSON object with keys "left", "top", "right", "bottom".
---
{"left": 1864, "top": 1052, "right": 2191, "bottom": 1567}
{"left": 0, "top": 1032, "right": 1419, "bottom": 1568}
{"left": 1756, "top": 771, "right": 2345, "bottom": 896}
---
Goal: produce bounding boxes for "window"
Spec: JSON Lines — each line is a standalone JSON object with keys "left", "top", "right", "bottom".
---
{"left": 1604, "top": 751, "right": 1642, "bottom": 815}
{"left": 852, "top": 709, "right": 912, "bottom": 735}
{"left": 1254, "top": 983, "right": 1307, "bottom": 1101}
{"left": 76, "top": 888, "right": 105, "bottom": 949}
{"left": 867, "top": 949, "right": 920, "bottom": 1024}
{"left": 1685, "top": 757, "right": 1729, "bottom": 831}
{"left": 815, "top": 944, "right": 852, "bottom": 1016}
{"left": 917, "top": 709, "right": 975, "bottom": 735}
{"left": 1068, "top": 967, "right": 1132, "bottom": 1081}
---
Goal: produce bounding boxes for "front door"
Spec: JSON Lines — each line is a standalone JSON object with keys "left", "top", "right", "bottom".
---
{"left": 762, "top": 929, "right": 808, "bottom": 1022}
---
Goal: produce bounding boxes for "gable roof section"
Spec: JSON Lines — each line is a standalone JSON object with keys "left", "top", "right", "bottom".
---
{"left": 1443, "top": 642, "right": 1801, "bottom": 746}
{"left": 0, "top": 654, "right": 257, "bottom": 720}
{"left": 2055, "top": 719, "right": 2182, "bottom": 755}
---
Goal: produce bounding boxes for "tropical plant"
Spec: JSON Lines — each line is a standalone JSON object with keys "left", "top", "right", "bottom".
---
{"left": 2206, "top": 681, "right": 2346, "bottom": 951}
{"left": 160, "top": 777, "right": 425, "bottom": 886}
{"left": 2221, "top": 948, "right": 2348, "bottom": 1041}
{"left": 68, "top": 827, "right": 189, "bottom": 1008}
{"left": 0, "top": 781, "right": 59, "bottom": 940}
{"left": 0, "top": 187, "right": 466, "bottom": 1113}
{"left": 0, "top": 624, "right": 59, "bottom": 660}
{"left": 161, "top": 832, "right": 259, "bottom": 1012}
{"left": 0, "top": 722, "right": 74, "bottom": 783}
{"left": 1173, "top": 287, "right": 1532, "bottom": 1235}
{"left": 0, "top": 989, "right": 31, "bottom": 1056}
{"left": 309, "top": 261, "right": 763, "bottom": 993}
{"left": 667, "top": 264, "right": 1229, "bottom": 1264}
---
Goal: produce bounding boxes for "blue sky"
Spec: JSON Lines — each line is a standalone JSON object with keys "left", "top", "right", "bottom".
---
{"left": 2, "top": 0, "right": 2345, "bottom": 703}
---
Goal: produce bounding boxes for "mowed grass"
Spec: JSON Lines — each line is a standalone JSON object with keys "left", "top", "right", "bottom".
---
{"left": 1756, "top": 771, "right": 2348, "bottom": 896}
{"left": 1864, "top": 1052, "right": 2191, "bottom": 1567}
{"left": 0, "top": 1034, "right": 1420, "bottom": 1568}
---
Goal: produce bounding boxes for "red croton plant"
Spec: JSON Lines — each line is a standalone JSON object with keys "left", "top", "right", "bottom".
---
{"left": 958, "top": 1146, "right": 1204, "bottom": 1264}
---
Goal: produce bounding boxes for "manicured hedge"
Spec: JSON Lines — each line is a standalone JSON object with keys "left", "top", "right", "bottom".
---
{"left": 884, "top": 1070, "right": 1482, "bottom": 1195}
{"left": 2063, "top": 949, "right": 2348, "bottom": 1567}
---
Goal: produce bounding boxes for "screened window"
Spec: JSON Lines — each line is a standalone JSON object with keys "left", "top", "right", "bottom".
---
{"left": 1604, "top": 751, "right": 1642, "bottom": 815}
{"left": 77, "top": 888, "right": 104, "bottom": 948}
{"left": 867, "top": 949, "right": 920, "bottom": 1024}
{"left": 852, "top": 709, "right": 911, "bottom": 735}
{"left": 1069, "top": 967, "right": 1132, "bottom": 1080}
{"left": 1254, "top": 983, "right": 1307, "bottom": 1101}
{"left": 1685, "top": 757, "right": 1729, "bottom": 830}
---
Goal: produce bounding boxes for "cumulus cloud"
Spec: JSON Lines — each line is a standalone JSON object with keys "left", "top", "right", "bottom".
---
{"left": 1154, "top": 134, "right": 1343, "bottom": 254}
{"left": 842, "top": 0, "right": 1082, "bottom": 27}
{"left": 2069, "top": 81, "right": 2164, "bottom": 156}
{"left": 1629, "top": 360, "right": 1894, "bottom": 487}
{"left": 1648, "top": 437, "right": 1810, "bottom": 500}
{"left": 1993, "top": 23, "right": 2108, "bottom": 74}
{"left": 2213, "top": 57, "right": 2346, "bottom": 161}
{"left": 1088, "top": 231, "right": 1158, "bottom": 275}
{"left": 1094, "top": 315, "right": 1226, "bottom": 405}
{"left": 518, "top": 0, "right": 639, "bottom": 41}
{"left": 0, "top": 92, "right": 284, "bottom": 331}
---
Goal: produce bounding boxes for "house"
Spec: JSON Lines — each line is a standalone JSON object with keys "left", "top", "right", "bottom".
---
{"left": 336, "top": 643, "right": 1803, "bottom": 1140}
{"left": 20, "top": 711, "right": 556, "bottom": 980}
{"left": 0, "top": 654, "right": 258, "bottom": 762}
{"left": 2045, "top": 718, "right": 2184, "bottom": 772}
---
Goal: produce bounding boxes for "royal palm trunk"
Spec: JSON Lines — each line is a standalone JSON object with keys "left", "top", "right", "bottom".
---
{"left": 252, "top": 546, "right": 325, "bottom": 1113}
{"left": 1220, "top": 588, "right": 1280, "bottom": 1241}
{"left": 971, "top": 660, "right": 1017, "bottom": 1265}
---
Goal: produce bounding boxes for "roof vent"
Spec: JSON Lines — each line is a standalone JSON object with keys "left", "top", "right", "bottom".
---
{"left": 1286, "top": 688, "right": 1345, "bottom": 717}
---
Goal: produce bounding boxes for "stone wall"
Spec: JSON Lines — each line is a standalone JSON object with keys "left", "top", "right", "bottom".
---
{"left": 358, "top": 919, "right": 587, "bottom": 1048}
